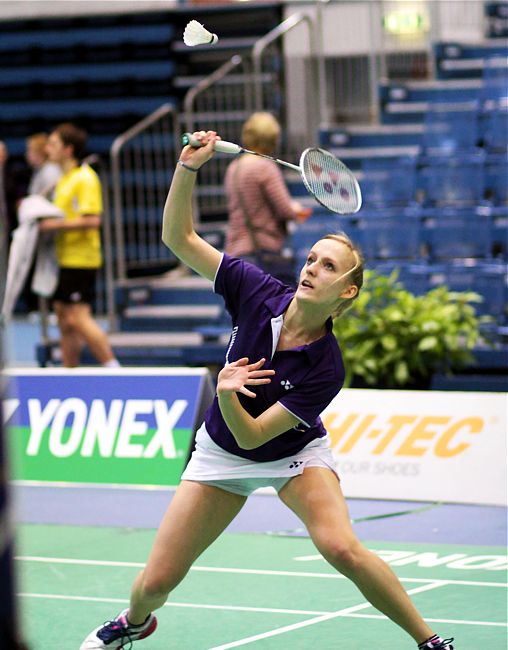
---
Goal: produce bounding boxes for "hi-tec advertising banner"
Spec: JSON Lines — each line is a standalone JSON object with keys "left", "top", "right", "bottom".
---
{"left": 4, "top": 368, "right": 214, "bottom": 487}
{"left": 322, "top": 389, "right": 508, "bottom": 506}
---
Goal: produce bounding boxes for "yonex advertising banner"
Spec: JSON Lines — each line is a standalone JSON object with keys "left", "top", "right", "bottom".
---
{"left": 323, "top": 389, "right": 508, "bottom": 506}
{"left": 4, "top": 368, "right": 214, "bottom": 487}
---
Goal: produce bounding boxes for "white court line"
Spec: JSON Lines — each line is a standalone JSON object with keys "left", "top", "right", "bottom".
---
{"left": 208, "top": 583, "right": 446, "bottom": 649}
{"left": 18, "top": 593, "right": 507, "bottom": 628}
{"left": 17, "top": 593, "right": 326, "bottom": 616}
{"left": 346, "top": 613, "right": 508, "bottom": 628}
{"left": 14, "top": 556, "right": 508, "bottom": 588}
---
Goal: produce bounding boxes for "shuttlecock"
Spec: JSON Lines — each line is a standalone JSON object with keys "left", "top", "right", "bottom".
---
{"left": 183, "top": 20, "right": 219, "bottom": 47}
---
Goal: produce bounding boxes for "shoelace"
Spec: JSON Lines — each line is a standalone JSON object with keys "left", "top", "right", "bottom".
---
{"left": 96, "top": 617, "right": 134, "bottom": 649}
{"left": 420, "top": 638, "right": 454, "bottom": 650}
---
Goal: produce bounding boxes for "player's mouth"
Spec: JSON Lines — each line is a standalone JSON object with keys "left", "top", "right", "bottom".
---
{"left": 300, "top": 279, "right": 314, "bottom": 289}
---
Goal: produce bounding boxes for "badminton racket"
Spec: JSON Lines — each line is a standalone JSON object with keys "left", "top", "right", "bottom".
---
{"left": 182, "top": 133, "right": 362, "bottom": 215}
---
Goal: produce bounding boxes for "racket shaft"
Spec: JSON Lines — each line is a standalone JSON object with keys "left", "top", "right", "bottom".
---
{"left": 181, "top": 133, "right": 300, "bottom": 171}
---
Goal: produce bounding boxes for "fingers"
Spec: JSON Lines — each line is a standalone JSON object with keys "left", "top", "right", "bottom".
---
{"left": 181, "top": 131, "right": 219, "bottom": 169}
{"left": 189, "top": 130, "right": 219, "bottom": 149}
{"left": 228, "top": 357, "right": 269, "bottom": 370}
{"left": 239, "top": 386, "right": 257, "bottom": 398}
{"left": 247, "top": 370, "right": 275, "bottom": 379}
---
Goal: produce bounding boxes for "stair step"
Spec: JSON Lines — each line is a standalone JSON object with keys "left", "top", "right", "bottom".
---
{"left": 124, "top": 305, "right": 222, "bottom": 319}
{"left": 120, "top": 304, "right": 223, "bottom": 332}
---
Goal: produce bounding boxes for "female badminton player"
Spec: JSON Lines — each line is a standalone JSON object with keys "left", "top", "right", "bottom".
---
{"left": 80, "top": 131, "right": 454, "bottom": 650}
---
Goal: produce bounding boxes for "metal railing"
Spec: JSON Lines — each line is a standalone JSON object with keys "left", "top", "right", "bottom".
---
{"left": 182, "top": 11, "right": 318, "bottom": 221}
{"left": 110, "top": 103, "right": 180, "bottom": 282}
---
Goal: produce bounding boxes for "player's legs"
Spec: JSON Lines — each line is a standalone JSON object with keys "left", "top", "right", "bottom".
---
{"left": 278, "top": 467, "right": 435, "bottom": 644}
{"left": 61, "top": 301, "right": 116, "bottom": 365}
{"left": 53, "top": 300, "right": 83, "bottom": 367}
{"left": 128, "top": 480, "right": 247, "bottom": 623}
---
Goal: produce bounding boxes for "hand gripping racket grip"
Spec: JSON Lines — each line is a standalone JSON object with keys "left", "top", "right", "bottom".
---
{"left": 182, "top": 133, "right": 242, "bottom": 155}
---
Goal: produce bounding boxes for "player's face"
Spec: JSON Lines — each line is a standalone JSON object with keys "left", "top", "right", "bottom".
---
{"left": 46, "top": 132, "right": 67, "bottom": 164}
{"left": 296, "top": 239, "right": 357, "bottom": 308}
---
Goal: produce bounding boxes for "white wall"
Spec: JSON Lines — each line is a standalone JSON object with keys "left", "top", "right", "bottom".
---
{"left": 284, "top": 0, "right": 486, "bottom": 57}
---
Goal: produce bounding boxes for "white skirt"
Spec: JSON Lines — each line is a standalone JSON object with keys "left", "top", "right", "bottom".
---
{"left": 181, "top": 423, "right": 339, "bottom": 496}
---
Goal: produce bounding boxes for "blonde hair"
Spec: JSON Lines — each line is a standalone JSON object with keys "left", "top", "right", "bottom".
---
{"left": 322, "top": 232, "right": 364, "bottom": 319}
{"left": 241, "top": 112, "right": 281, "bottom": 155}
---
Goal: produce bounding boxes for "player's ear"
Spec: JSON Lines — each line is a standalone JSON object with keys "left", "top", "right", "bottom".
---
{"left": 340, "top": 284, "right": 358, "bottom": 300}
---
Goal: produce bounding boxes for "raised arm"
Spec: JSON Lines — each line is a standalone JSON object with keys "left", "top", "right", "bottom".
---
{"left": 162, "top": 130, "right": 222, "bottom": 282}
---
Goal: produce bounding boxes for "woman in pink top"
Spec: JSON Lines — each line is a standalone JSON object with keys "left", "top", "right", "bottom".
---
{"left": 224, "top": 112, "right": 310, "bottom": 285}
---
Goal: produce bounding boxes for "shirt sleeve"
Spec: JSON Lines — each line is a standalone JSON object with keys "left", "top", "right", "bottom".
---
{"left": 76, "top": 168, "right": 102, "bottom": 215}
{"left": 214, "top": 254, "right": 280, "bottom": 321}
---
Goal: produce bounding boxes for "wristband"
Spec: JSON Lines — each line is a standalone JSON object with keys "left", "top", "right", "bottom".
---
{"left": 178, "top": 160, "right": 199, "bottom": 173}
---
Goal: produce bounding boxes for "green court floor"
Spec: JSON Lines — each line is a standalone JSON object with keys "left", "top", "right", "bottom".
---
{"left": 15, "top": 524, "right": 507, "bottom": 649}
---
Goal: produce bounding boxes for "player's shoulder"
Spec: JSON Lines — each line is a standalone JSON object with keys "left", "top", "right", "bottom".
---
{"left": 77, "top": 163, "right": 100, "bottom": 180}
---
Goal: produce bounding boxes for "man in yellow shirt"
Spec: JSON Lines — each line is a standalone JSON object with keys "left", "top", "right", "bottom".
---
{"left": 39, "top": 123, "right": 119, "bottom": 368}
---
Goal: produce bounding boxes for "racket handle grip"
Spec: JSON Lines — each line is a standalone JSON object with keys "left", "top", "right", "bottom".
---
{"left": 182, "top": 133, "right": 242, "bottom": 155}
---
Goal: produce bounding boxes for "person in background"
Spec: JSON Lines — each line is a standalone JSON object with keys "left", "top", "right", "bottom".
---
{"left": 16, "top": 133, "right": 64, "bottom": 313}
{"left": 25, "top": 132, "right": 62, "bottom": 197}
{"left": 224, "top": 112, "right": 311, "bottom": 286}
{"left": 0, "top": 140, "right": 29, "bottom": 247}
{"left": 38, "top": 123, "right": 119, "bottom": 368}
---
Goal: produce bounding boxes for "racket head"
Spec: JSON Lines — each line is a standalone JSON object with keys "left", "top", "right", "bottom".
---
{"left": 299, "top": 148, "right": 362, "bottom": 214}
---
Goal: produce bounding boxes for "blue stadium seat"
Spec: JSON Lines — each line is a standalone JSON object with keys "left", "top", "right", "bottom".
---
{"left": 481, "top": 106, "right": 508, "bottom": 152}
{"left": 481, "top": 57, "right": 508, "bottom": 106}
{"left": 428, "top": 261, "right": 507, "bottom": 321}
{"left": 0, "top": 24, "right": 175, "bottom": 51}
{"left": 486, "top": 2, "right": 508, "bottom": 37}
{"left": 418, "top": 153, "right": 485, "bottom": 206}
{"left": 0, "top": 96, "right": 172, "bottom": 120}
{"left": 0, "top": 61, "right": 175, "bottom": 86}
{"left": 360, "top": 156, "right": 417, "bottom": 207}
{"left": 485, "top": 154, "right": 508, "bottom": 204}
{"left": 369, "top": 261, "right": 432, "bottom": 295}
{"left": 435, "top": 41, "right": 508, "bottom": 79}
{"left": 358, "top": 210, "right": 422, "bottom": 260}
{"left": 424, "top": 212, "right": 493, "bottom": 260}
{"left": 422, "top": 105, "right": 480, "bottom": 153}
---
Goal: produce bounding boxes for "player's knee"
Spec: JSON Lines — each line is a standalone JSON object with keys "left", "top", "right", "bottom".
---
{"left": 321, "top": 538, "right": 365, "bottom": 575}
{"left": 58, "top": 309, "right": 78, "bottom": 332}
{"left": 58, "top": 317, "right": 75, "bottom": 335}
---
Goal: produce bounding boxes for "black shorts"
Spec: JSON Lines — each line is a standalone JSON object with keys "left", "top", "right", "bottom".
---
{"left": 52, "top": 268, "right": 97, "bottom": 305}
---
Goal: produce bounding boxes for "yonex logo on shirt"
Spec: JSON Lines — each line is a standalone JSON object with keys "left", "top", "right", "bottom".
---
{"left": 280, "top": 379, "right": 293, "bottom": 390}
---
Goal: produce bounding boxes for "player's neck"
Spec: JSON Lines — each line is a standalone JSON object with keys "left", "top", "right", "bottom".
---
{"left": 61, "top": 158, "right": 79, "bottom": 174}
{"left": 282, "top": 303, "right": 327, "bottom": 343}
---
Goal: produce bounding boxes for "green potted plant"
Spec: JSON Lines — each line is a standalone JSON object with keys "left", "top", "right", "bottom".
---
{"left": 333, "top": 269, "right": 490, "bottom": 389}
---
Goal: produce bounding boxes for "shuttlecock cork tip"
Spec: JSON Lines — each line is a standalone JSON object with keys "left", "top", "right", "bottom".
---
{"left": 183, "top": 20, "right": 219, "bottom": 47}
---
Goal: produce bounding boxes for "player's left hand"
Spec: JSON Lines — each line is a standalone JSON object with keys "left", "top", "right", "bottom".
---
{"left": 217, "top": 357, "right": 275, "bottom": 398}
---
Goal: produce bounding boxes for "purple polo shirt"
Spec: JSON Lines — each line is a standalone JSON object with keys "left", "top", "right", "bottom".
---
{"left": 204, "top": 254, "right": 345, "bottom": 462}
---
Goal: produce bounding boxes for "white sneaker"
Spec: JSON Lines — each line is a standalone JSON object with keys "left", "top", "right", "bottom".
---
{"left": 80, "top": 609, "right": 157, "bottom": 649}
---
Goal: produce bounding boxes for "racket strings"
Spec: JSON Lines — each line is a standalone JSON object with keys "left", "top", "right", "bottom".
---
{"left": 301, "top": 148, "right": 362, "bottom": 214}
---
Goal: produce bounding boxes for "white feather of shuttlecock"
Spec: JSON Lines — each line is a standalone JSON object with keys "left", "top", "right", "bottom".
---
{"left": 183, "top": 20, "right": 219, "bottom": 46}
